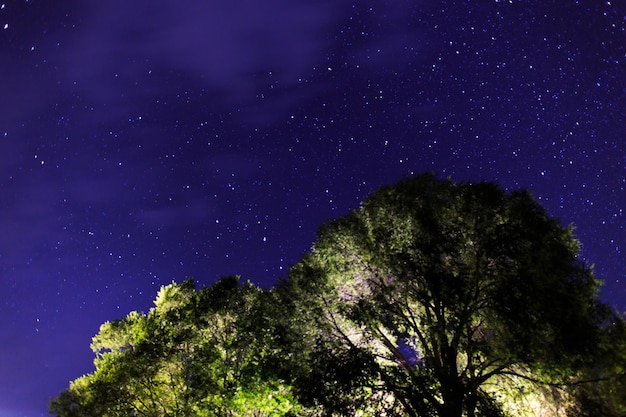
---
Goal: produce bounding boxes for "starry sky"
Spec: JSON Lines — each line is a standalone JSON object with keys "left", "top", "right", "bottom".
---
{"left": 0, "top": 1, "right": 624, "bottom": 416}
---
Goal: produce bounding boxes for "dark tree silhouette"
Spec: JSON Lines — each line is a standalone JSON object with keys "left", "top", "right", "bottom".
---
{"left": 283, "top": 174, "right": 617, "bottom": 417}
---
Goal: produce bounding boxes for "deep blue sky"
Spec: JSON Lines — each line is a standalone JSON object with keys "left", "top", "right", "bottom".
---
{"left": 1, "top": 1, "right": 624, "bottom": 416}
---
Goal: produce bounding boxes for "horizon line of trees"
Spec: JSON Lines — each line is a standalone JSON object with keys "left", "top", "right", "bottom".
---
{"left": 50, "top": 173, "right": 626, "bottom": 417}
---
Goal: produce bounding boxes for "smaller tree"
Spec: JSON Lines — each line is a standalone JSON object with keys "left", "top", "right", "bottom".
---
{"left": 50, "top": 277, "right": 304, "bottom": 417}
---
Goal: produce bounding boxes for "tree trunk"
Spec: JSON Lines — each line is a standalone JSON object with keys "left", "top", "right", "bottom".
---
{"left": 439, "top": 376, "right": 465, "bottom": 417}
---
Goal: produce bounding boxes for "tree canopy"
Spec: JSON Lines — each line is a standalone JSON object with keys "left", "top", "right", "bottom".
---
{"left": 51, "top": 174, "right": 625, "bottom": 417}
{"left": 281, "top": 174, "right": 623, "bottom": 416}
{"left": 50, "top": 277, "right": 303, "bottom": 417}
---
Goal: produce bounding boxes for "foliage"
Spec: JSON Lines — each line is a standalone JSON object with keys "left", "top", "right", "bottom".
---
{"left": 51, "top": 174, "right": 626, "bottom": 417}
{"left": 281, "top": 173, "right": 620, "bottom": 417}
{"left": 564, "top": 314, "right": 626, "bottom": 417}
{"left": 50, "top": 277, "right": 303, "bottom": 417}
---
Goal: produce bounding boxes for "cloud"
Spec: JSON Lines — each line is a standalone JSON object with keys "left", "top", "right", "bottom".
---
{"left": 63, "top": 0, "right": 345, "bottom": 104}
{"left": 0, "top": 0, "right": 348, "bottom": 133}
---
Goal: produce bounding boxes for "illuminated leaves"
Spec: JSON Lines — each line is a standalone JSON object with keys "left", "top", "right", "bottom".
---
{"left": 51, "top": 278, "right": 302, "bottom": 417}
{"left": 51, "top": 175, "right": 626, "bottom": 417}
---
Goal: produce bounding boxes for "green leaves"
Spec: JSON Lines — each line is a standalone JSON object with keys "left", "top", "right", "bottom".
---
{"left": 51, "top": 278, "right": 303, "bottom": 417}
{"left": 51, "top": 174, "right": 625, "bottom": 417}
{"left": 91, "top": 311, "right": 148, "bottom": 359}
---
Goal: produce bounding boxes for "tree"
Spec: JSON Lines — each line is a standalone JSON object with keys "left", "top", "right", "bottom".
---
{"left": 50, "top": 277, "right": 304, "bottom": 417}
{"left": 283, "top": 173, "right": 617, "bottom": 417}
{"left": 51, "top": 174, "right": 624, "bottom": 417}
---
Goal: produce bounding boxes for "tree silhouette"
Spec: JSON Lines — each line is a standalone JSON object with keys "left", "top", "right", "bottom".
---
{"left": 283, "top": 174, "right": 617, "bottom": 417}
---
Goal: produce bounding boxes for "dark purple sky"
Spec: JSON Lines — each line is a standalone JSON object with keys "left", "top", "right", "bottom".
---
{"left": 1, "top": 1, "right": 624, "bottom": 416}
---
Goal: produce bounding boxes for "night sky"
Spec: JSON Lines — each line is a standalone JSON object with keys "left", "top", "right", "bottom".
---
{"left": 1, "top": 1, "right": 624, "bottom": 416}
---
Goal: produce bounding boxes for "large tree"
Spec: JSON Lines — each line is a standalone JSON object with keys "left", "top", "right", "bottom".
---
{"left": 283, "top": 173, "right": 618, "bottom": 417}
